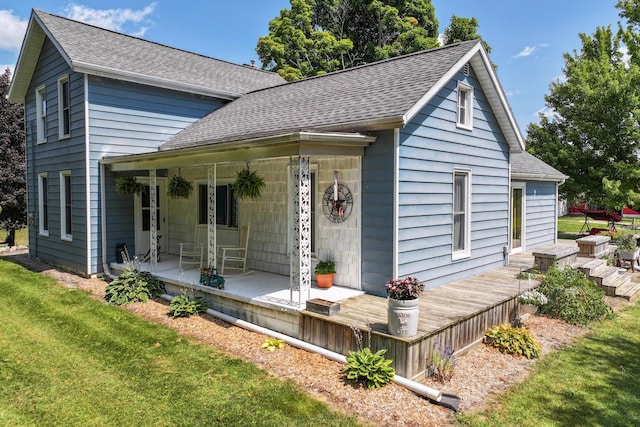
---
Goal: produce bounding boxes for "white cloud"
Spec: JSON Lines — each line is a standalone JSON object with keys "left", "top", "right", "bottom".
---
{"left": 63, "top": 2, "right": 157, "bottom": 36}
{"left": 535, "top": 106, "right": 558, "bottom": 120}
{"left": 513, "top": 46, "right": 537, "bottom": 59}
{"left": 0, "top": 10, "right": 28, "bottom": 52}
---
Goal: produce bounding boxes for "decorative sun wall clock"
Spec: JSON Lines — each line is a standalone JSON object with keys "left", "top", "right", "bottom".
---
{"left": 322, "top": 181, "right": 353, "bottom": 223}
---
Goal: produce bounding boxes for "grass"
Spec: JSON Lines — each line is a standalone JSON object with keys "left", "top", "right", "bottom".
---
{"left": 0, "top": 259, "right": 361, "bottom": 427}
{"left": 457, "top": 301, "right": 640, "bottom": 426}
{"left": 557, "top": 215, "right": 635, "bottom": 240}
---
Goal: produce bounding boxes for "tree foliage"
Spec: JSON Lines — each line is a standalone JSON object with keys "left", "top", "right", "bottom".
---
{"left": 442, "top": 15, "right": 491, "bottom": 53}
{"left": 257, "top": 0, "right": 441, "bottom": 80}
{"left": 526, "top": 3, "right": 640, "bottom": 209}
{"left": 0, "top": 68, "right": 26, "bottom": 238}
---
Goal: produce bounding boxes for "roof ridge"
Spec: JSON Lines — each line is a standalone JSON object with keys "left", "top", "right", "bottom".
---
{"left": 32, "top": 8, "right": 277, "bottom": 76}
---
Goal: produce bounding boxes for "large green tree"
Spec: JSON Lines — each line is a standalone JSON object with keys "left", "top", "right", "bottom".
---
{"left": 526, "top": 4, "right": 640, "bottom": 210}
{"left": 257, "top": 0, "right": 440, "bottom": 80}
{"left": 0, "top": 68, "right": 26, "bottom": 245}
{"left": 442, "top": 15, "right": 491, "bottom": 53}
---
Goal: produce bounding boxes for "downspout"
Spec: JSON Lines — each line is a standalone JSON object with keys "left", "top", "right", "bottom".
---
{"left": 100, "top": 161, "right": 111, "bottom": 276}
{"left": 85, "top": 74, "right": 92, "bottom": 275}
{"left": 158, "top": 293, "right": 458, "bottom": 409}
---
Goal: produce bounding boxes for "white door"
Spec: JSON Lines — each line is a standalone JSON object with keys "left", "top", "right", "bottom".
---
{"left": 134, "top": 178, "right": 167, "bottom": 257}
{"left": 511, "top": 183, "right": 526, "bottom": 253}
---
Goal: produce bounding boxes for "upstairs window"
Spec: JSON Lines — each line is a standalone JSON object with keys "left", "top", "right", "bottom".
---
{"left": 38, "top": 173, "right": 49, "bottom": 236}
{"left": 58, "top": 76, "right": 70, "bottom": 138}
{"left": 456, "top": 82, "right": 473, "bottom": 130}
{"left": 198, "top": 183, "right": 238, "bottom": 227}
{"left": 36, "top": 86, "right": 47, "bottom": 143}
{"left": 60, "top": 171, "right": 72, "bottom": 240}
{"left": 453, "top": 170, "right": 471, "bottom": 259}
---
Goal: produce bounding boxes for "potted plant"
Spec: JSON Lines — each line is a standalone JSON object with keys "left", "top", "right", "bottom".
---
{"left": 168, "top": 174, "right": 193, "bottom": 199}
{"left": 386, "top": 276, "right": 424, "bottom": 337}
{"left": 614, "top": 233, "right": 638, "bottom": 258}
{"left": 517, "top": 289, "right": 548, "bottom": 315}
{"left": 314, "top": 260, "right": 336, "bottom": 288}
{"left": 233, "top": 165, "right": 265, "bottom": 200}
{"left": 115, "top": 176, "right": 144, "bottom": 196}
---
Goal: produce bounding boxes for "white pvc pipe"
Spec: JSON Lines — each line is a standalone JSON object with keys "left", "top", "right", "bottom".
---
{"left": 160, "top": 294, "right": 443, "bottom": 403}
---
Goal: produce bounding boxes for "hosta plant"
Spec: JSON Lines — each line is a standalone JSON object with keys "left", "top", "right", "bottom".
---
{"left": 168, "top": 294, "right": 208, "bottom": 318}
{"left": 484, "top": 323, "right": 541, "bottom": 359}
{"left": 343, "top": 347, "right": 395, "bottom": 389}
{"left": 261, "top": 337, "right": 286, "bottom": 351}
{"left": 104, "top": 270, "right": 165, "bottom": 306}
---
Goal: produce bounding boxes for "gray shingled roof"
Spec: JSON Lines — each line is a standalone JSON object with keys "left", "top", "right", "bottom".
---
{"left": 33, "top": 9, "right": 284, "bottom": 96}
{"left": 161, "top": 40, "right": 480, "bottom": 151}
{"left": 511, "top": 151, "right": 567, "bottom": 181}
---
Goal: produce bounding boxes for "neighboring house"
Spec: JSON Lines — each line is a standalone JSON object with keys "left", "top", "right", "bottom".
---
{"left": 9, "top": 9, "right": 565, "bottom": 299}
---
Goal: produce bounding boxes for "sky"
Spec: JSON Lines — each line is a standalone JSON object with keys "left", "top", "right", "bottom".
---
{"left": 0, "top": 0, "right": 625, "bottom": 134}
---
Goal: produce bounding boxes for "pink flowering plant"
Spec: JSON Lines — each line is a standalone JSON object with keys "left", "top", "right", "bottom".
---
{"left": 386, "top": 276, "right": 424, "bottom": 300}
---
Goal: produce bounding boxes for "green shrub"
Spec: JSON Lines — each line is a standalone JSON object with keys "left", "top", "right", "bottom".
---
{"left": 104, "top": 270, "right": 165, "bottom": 306}
{"left": 343, "top": 347, "right": 396, "bottom": 389}
{"left": 484, "top": 324, "right": 541, "bottom": 359}
{"left": 168, "top": 294, "right": 208, "bottom": 318}
{"left": 537, "top": 266, "right": 613, "bottom": 325}
{"left": 428, "top": 342, "right": 456, "bottom": 383}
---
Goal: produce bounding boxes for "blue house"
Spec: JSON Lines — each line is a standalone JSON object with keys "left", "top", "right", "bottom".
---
{"left": 9, "top": 9, "right": 565, "bottom": 302}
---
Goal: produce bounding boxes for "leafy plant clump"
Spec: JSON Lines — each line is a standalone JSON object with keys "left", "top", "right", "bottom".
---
{"left": 518, "top": 289, "right": 548, "bottom": 306}
{"left": 233, "top": 166, "right": 266, "bottom": 200}
{"left": 484, "top": 324, "right": 541, "bottom": 359}
{"left": 168, "top": 175, "right": 193, "bottom": 199}
{"left": 428, "top": 342, "right": 456, "bottom": 383}
{"left": 314, "top": 259, "right": 336, "bottom": 274}
{"left": 261, "top": 337, "right": 286, "bottom": 351}
{"left": 343, "top": 347, "right": 396, "bottom": 389}
{"left": 116, "top": 176, "right": 144, "bottom": 196}
{"left": 168, "top": 294, "right": 208, "bottom": 318}
{"left": 104, "top": 270, "right": 165, "bottom": 306}
{"left": 537, "top": 266, "right": 613, "bottom": 325}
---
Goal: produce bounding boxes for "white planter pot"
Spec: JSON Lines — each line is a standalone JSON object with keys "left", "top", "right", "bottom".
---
{"left": 387, "top": 297, "right": 419, "bottom": 337}
{"left": 520, "top": 303, "right": 538, "bottom": 316}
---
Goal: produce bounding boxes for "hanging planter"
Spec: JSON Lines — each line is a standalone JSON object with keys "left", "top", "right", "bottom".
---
{"left": 168, "top": 174, "right": 193, "bottom": 199}
{"left": 233, "top": 164, "right": 265, "bottom": 200}
{"left": 116, "top": 176, "right": 144, "bottom": 196}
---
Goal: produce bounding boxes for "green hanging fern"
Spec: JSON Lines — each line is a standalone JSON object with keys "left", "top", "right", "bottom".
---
{"left": 233, "top": 167, "right": 265, "bottom": 200}
{"left": 168, "top": 174, "right": 193, "bottom": 199}
{"left": 115, "top": 176, "right": 144, "bottom": 196}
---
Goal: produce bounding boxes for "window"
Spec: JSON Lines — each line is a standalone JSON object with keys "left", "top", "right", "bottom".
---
{"left": 453, "top": 170, "right": 470, "bottom": 258}
{"left": 38, "top": 173, "right": 49, "bottom": 236}
{"left": 36, "top": 86, "right": 47, "bottom": 143}
{"left": 60, "top": 171, "right": 72, "bottom": 240}
{"left": 456, "top": 82, "right": 473, "bottom": 129}
{"left": 58, "top": 76, "right": 70, "bottom": 138}
{"left": 198, "top": 183, "right": 237, "bottom": 227}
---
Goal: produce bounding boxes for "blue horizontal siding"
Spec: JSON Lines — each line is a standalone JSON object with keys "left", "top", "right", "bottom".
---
{"left": 521, "top": 181, "right": 558, "bottom": 249}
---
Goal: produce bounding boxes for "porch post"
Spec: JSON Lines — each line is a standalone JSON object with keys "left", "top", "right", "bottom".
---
{"left": 149, "top": 169, "right": 157, "bottom": 272}
{"left": 207, "top": 164, "right": 217, "bottom": 268}
{"left": 290, "top": 157, "right": 311, "bottom": 306}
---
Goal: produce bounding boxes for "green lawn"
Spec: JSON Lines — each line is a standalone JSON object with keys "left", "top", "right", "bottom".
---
{"left": 457, "top": 301, "right": 640, "bottom": 426}
{"left": 557, "top": 215, "right": 635, "bottom": 240}
{"left": 0, "top": 259, "right": 361, "bottom": 427}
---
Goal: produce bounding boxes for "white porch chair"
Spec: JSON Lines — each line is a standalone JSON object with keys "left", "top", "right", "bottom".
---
{"left": 179, "top": 224, "right": 207, "bottom": 270}
{"left": 220, "top": 223, "right": 250, "bottom": 275}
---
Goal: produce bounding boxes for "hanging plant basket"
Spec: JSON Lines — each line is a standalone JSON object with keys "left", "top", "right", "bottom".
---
{"left": 116, "top": 176, "right": 144, "bottom": 196}
{"left": 168, "top": 174, "right": 193, "bottom": 199}
{"left": 233, "top": 166, "right": 265, "bottom": 200}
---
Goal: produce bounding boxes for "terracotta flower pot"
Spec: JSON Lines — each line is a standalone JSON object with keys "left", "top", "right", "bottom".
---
{"left": 315, "top": 273, "right": 334, "bottom": 288}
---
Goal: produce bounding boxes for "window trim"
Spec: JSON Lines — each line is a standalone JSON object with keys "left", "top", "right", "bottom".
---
{"left": 36, "top": 85, "right": 47, "bottom": 143}
{"left": 456, "top": 82, "right": 473, "bottom": 130}
{"left": 452, "top": 169, "right": 471, "bottom": 260}
{"left": 38, "top": 173, "right": 49, "bottom": 236}
{"left": 197, "top": 181, "right": 238, "bottom": 228}
{"left": 60, "top": 170, "right": 72, "bottom": 241}
{"left": 58, "top": 75, "right": 71, "bottom": 139}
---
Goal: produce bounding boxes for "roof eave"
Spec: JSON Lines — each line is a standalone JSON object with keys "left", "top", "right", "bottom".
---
{"left": 7, "top": 13, "right": 47, "bottom": 103}
{"left": 512, "top": 173, "right": 567, "bottom": 183}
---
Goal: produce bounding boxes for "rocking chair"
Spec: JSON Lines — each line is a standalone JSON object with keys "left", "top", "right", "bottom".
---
{"left": 179, "top": 224, "right": 207, "bottom": 270}
{"left": 220, "top": 223, "right": 250, "bottom": 275}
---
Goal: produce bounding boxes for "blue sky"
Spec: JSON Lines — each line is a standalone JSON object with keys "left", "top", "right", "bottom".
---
{"left": 0, "top": 1, "right": 624, "bottom": 134}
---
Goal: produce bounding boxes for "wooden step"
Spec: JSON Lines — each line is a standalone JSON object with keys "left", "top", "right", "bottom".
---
{"left": 615, "top": 281, "right": 640, "bottom": 302}
{"left": 577, "top": 258, "right": 608, "bottom": 277}
{"left": 589, "top": 266, "right": 623, "bottom": 286}
{"left": 598, "top": 271, "right": 631, "bottom": 296}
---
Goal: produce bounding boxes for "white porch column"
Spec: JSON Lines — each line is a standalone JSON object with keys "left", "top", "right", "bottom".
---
{"left": 290, "top": 157, "right": 311, "bottom": 306}
{"left": 207, "top": 165, "right": 217, "bottom": 268}
{"left": 149, "top": 169, "right": 157, "bottom": 272}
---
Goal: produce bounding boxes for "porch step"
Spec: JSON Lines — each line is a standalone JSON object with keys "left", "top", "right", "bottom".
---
{"left": 596, "top": 269, "right": 631, "bottom": 296}
{"left": 615, "top": 281, "right": 640, "bottom": 302}
{"left": 576, "top": 258, "right": 608, "bottom": 277}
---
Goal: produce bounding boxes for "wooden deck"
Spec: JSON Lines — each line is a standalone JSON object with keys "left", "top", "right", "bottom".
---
{"left": 300, "top": 255, "right": 539, "bottom": 380}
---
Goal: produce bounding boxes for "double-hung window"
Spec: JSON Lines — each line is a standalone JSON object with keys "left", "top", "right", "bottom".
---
{"left": 456, "top": 82, "right": 473, "bottom": 130}
{"left": 58, "top": 75, "right": 70, "bottom": 138}
{"left": 36, "top": 86, "right": 47, "bottom": 143}
{"left": 38, "top": 173, "right": 49, "bottom": 236}
{"left": 60, "top": 171, "right": 72, "bottom": 240}
{"left": 198, "top": 183, "right": 238, "bottom": 227}
{"left": 453, "top": 170, "right": 471, "bottom": 259}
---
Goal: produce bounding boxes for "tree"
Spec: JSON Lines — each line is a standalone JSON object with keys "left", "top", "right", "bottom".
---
{"left": 442, "top": 15, "right": 492, "bottom": 54}
{"left": 257, "top": 0, "right": 440, "bottom": 80}
{"left": 0, "top": 68, "right": 26, "bottom": 246}
{"left": 526, "top": 19, "right": 640, "bottom": 210}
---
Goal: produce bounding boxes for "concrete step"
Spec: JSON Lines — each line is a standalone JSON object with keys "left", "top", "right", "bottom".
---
{"left": 615, "top": 281, "right": 640, "bottom": 302}
{"left": 597, "top": 270, "right": 631, "bottom": 296}
{"left": 577, "top": 258, "right": 608, "bottom": 277}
